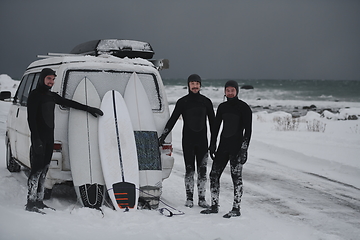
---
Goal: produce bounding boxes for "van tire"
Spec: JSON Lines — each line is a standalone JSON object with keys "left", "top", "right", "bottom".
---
{"left": 6, "top": 140, "right": 21, "bottom": 172}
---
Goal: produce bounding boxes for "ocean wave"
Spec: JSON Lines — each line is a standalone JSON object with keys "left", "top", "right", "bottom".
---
{"left": 164, "top": 84, "right": 360, "bottom": 117}
{"left": 163, "top": 79, "right": 360, "bottom": 103}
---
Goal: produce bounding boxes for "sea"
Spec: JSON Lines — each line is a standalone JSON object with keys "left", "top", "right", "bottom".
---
{"left": 163, "top": 79, "right": 360, "bottom": 116}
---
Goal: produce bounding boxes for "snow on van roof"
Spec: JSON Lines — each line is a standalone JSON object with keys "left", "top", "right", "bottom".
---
{"left": 28, "top": 54, "right": 155, "bottom": 70}
{"left": 97, "top": 39, "right": 153, "bottom": 53}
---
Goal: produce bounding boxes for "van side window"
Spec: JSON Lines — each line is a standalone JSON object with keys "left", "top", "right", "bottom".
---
{"left": 13, "top": 75, "right": 28, "bottom": 104}
{"left": 31, "top": 73, "right": 40, "bottom": 91}
{"left": 20, "top": 73, "right": 36, "bottom": 106}
{"left": 137, "top": 73, "right": 161, "bottom": 111}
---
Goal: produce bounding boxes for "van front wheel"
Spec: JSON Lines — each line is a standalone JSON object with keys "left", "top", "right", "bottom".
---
{"left": 6, "top": 140, "right": 21, "bottom": 172}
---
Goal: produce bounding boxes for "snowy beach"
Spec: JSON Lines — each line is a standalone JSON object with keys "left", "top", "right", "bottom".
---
{"left": 0, "top": 75, "right": 360, "bottom": 240}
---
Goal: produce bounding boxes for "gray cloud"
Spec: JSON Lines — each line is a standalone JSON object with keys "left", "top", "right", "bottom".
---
{"left": 1, "top": 0, "right": 359, "bottom": 80}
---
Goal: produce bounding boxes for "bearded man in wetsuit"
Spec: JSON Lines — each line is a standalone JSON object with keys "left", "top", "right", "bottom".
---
{"left": 158, "top": 74, "right": 215, "bottom": 208}
{"left": 26, "top": 68, "right": 103, "bottom": 214}
{"left": 201, "top": 80, "right": 252, "bottom": 218}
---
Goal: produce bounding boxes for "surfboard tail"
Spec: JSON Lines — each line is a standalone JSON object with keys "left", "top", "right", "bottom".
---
{"left": 113, "top": 182, "right": 137, "bottom": 209}
{"left": 79, "top": 183, "right": 105, "bottom": 209}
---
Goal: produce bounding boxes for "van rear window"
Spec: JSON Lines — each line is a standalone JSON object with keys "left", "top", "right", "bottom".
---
{"left": 62, "top": 70, "right": 162, "bottom": 111}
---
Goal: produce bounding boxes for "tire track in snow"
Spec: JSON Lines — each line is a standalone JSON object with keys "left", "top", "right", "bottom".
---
{"left": 243, "top": 157, "right": 360, "bottom": 239}
{"left": 171, "top": 145, "right": 360, "bottom": 239}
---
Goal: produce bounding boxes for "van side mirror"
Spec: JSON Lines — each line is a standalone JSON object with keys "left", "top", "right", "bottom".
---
{"left": 149, "top": 59, "right": 169, "bottom": 70}
{"left": 0, "top": 91, "right": 11, "bottom": 101}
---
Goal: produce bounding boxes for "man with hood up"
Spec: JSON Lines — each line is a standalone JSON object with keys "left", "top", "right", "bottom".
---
{"left": 26, "top": 68, "right": 103, "bottom": 214}
{"left": 201, "top": 80, "right": 252, "bottom": 218}
{"left": 158, "top": 74, "right": 215, "bottom": 208}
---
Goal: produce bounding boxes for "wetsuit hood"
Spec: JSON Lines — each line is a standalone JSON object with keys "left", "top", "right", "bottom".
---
{"left": 224, "top": 80, "right": 239, "bottom": 101}
{"left": 225, "top": 80, "right": 239, "bottom": 96}
{"left": 37, "top": 68, "right": 57, "bottom": 91}
{"left": 187, "top": 74, "right": 202, "bottom": 93}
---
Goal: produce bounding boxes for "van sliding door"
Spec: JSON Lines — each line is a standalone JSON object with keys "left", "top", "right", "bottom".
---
{"left": 15, "top": 73, "right": 39, "bottom": 167}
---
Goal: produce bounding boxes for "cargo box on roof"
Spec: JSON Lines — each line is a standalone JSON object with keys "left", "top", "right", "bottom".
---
{"left": 70, "top": 39, "right": 155, "bottom": 59}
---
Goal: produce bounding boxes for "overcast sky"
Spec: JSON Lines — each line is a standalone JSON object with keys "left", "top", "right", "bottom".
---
{"left": 1, "top": 0, "right": 359, "bottom": 80}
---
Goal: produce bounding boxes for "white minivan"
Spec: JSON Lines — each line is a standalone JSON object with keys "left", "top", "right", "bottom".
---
{"left": 4, "top": 39, "right": 174, "bottom": 207}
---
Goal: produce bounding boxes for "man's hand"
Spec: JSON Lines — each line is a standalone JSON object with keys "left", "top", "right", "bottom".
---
{"left": 158, "top": 128, "right": 169, "bottom": 146}
{"left": 209, "top": 144, "right": 216, "bottom": 160}
{"left": 87, "top": 107, "right": 103, "bottom": 118}
{"left": 158, "top": 134, "right": 166, "bottom": 146}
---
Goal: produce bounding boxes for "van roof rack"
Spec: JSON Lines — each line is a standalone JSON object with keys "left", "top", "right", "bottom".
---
{"left": 70, "top": 39, "right": 155, "bottom": 59}
{"left": 36, "top": 52, "right": 169, "bottom": 70}
{"left": 37, "top": 53, "right": 79, "bottom": 58}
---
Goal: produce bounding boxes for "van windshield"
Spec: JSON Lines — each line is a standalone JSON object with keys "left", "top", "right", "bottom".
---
{"left": 62, "top": 70, "right": 162, "bottom": 111}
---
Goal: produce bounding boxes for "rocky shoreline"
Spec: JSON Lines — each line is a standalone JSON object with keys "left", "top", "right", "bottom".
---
{"left": 250, "top": 104, "right": 358, "bottom": 120}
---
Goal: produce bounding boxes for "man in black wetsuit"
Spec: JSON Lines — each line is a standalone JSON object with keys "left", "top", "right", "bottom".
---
{"left": 201, "top": 80, "right": 252, "bottom": 218}
{"left": 158, "top": 74, "right": 215, "bottom": 208}
{"left": 26, "top": 68, "right": 103, "bottom": 214}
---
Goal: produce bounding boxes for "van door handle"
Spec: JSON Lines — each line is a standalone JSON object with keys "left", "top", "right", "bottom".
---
{"left": 16, "top": 108, "right": 19, "bottom": 118}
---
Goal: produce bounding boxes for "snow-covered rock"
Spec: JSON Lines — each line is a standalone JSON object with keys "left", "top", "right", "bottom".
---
{"left": 0, "top": 74, "right": 19, "bottom": 97}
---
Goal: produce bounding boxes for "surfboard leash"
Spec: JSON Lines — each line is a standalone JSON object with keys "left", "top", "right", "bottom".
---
{"left": 69, "top": 184, "right": 105, "bottom": 218}
{"left": 136, "top": 187, "right": 185, "bottom": 217}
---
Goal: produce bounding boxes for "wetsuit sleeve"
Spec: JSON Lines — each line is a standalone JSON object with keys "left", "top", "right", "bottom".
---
{"left": 52, "top": 93, "right": 88, "bottom": 111}
{"left": 210, "top": 104, "right": 223, "bottom": 147}
{"left": 27, "top": 91, "right": 41, "bottom": 141}
{"left": 206, "top": 98, "right": 216, "bottom": 140}
{"left": 237, "top": 104, "right": 252, "bottom": 164}
{"left": 241, "top": 104, "right": 252, "bottom": 149}
{"left": 162, "top": 100, "right": 183, "bottom": 137}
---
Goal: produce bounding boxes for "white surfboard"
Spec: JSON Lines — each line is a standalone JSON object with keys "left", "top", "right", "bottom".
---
{"left": 98, "top": 90, "right": 139, "bottom": 210}
{"left": 68, "top": 77, "right": 105, "bottom": 208}
{"left": 124, "top": 72, "right": 162, "bottom": 208}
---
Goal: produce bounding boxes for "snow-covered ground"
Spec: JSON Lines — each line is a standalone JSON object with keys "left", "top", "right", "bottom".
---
{"left": 0, "top": 75, "right": 359, "bottom": 240}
